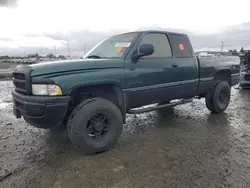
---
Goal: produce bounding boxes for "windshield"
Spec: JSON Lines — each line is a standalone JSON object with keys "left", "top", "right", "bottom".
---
{"left": 84, "top": 32, "right": 139, "bottom": 59}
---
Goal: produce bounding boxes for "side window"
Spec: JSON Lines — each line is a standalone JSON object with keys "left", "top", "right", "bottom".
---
{"left": 168, "top": 34, "right": 194, "bottom": 58}
{"left": 139, "top": 33, "right": 172, "bottom": 58}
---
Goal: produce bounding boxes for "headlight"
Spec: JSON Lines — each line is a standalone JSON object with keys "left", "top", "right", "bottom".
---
{"left": 32, "top": 84, "right": 63, "bottom": 96}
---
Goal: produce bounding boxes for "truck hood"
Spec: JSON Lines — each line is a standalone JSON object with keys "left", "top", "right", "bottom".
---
{"left": 30, "top": 58, "right": 124, "bottom": 76}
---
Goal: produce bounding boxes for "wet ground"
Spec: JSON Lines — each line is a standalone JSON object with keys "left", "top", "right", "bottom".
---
{"left": 0, "top": 63, "right": 18, "bottom": 80}
{"left": 0, "top": 63, "right": 17, "bottom": 70}
{"left": 1, "top": 80, "right": 250, "bottom": 188}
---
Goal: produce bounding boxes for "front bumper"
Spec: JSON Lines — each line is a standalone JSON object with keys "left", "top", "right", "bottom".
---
{"left": 12, "top": 90, "right": 70, "bottom": 129}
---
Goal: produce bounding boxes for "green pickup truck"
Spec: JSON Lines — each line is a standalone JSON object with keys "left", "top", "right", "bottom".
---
{"left": 12, "top": 30, "right": 240, "bottom": 154}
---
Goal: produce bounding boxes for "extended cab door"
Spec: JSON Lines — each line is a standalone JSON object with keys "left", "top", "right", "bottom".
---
{"left": 124, "top": 32, "right": 177, "bottom": 109}
{"left": 167, "top": 33, "right": 199, "bottom": 96}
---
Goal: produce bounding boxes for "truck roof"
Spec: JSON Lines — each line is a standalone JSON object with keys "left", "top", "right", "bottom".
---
{"left": 120, "top": 30, "right": 186, "bottom": 36}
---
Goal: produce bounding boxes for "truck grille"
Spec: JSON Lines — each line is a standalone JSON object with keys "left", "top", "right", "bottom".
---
{"left": 12, "top": 66, "right": 32, "bottom": 94}
{"left": 13, "top": 73, "right": 25, "bottom": 80}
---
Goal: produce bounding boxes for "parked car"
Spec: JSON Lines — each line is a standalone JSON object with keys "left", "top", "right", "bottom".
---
{"left": 239, "top": 51, "right": 250, "bottom": 88}
{"left": 12, "top": 30, "right": 240, "bottom": 154}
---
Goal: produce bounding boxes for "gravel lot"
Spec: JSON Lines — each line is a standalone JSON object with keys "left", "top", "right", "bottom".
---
{"left": 1, "top": 80, "right": 250, "bottom": 188}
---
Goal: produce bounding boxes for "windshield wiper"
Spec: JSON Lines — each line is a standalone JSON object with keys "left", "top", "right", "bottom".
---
{"left": 86, "top": 55, "right": 102, "bottom": 59}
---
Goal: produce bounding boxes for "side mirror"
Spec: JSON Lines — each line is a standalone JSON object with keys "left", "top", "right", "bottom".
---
{"left": 132, "top": 44, "right": 154, "bottom": 61}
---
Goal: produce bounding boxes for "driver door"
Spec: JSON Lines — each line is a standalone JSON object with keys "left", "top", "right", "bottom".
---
{"left": 124, "top": 32, "right": 177, "bottom": 109}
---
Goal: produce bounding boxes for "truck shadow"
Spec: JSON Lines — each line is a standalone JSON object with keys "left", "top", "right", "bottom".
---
{"left": 154, "top": 107, "right": 175, "bottom": 127}
{"left": 206, "top": 112, "right": 229, "bottom": 127}
{"left": 46, "top": 127, "right": 72, "bottom": 149}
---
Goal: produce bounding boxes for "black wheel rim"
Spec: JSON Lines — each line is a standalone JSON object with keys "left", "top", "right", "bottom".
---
{"left": 86, "top": 113, "right": 110, "bottom": 141}
{"left": 219, "top": 88, "right": 229, "bottom": 105}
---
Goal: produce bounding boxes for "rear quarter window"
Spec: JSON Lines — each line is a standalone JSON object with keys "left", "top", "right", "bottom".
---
{"left": 168, "top": 34, "right": 194, "bottom": 58}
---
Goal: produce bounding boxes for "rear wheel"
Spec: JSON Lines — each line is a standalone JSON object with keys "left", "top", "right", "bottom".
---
{"left": 205, "top": 91, "right": 215, "bottom": 112}
{"left": 239, "top": 84, "right": 250, "bottom": 89}
{"left": 205, "top": 81, "right": 231, "bottom": 113}
{"left": 67, "top": 98, "right": 123, "bottom": 155}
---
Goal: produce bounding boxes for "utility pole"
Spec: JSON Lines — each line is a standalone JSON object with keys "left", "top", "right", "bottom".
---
{"left": 220, "top": 41, "right": 224, "bottom": 55}
{"left": 54, "top": 46, "right": 57, "bottom": 56}
{"left": 67, "top": 33, "right": 71, "bottom": 59}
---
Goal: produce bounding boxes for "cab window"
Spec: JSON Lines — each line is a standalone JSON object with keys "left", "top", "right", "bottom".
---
{"left": 138, "top": 33, "right": 172, "bottom": 58}
{"left": 168, "top": 34, "right": 194, "bottom": 58}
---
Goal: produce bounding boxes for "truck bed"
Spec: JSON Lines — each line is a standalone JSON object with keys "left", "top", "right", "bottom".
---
{"left": 197, "top": 56, "right": 240, "bottom": 95}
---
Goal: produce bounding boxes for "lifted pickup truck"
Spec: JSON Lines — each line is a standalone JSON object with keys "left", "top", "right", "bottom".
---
{"left": 12, "top": 30, "right": 240, "bottom": 154}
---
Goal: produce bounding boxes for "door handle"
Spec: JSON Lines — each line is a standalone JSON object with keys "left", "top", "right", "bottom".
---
{"left": 171, "top": 63, "right": 178, "bottom": 68}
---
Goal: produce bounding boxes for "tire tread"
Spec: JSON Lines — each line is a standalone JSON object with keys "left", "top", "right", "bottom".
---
{"left": 67, "top": 97, "right": 123, "bottom": 155}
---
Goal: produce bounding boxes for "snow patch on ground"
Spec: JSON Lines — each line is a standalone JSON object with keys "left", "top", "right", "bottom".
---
{"left": 0, "top": 81, "right": 13, "bottom": 110}
{"left": 0, "top": 102, "right": 10, "bottom": 110}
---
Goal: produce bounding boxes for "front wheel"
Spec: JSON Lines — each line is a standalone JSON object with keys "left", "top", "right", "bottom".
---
{"left": 205, "top": 81, "right": 231, "bottom": 113}
{"left": 67, "top": 98, "right": 123, "bottom": 155}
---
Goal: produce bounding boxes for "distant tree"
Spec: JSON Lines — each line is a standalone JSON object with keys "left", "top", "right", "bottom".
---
{"left": 0, "top": 55, "right": 9, "bottom": 59}
{"left": 58, "top": 55, "right": 66, "bottom": 59}
{"left": 231, "top": 49, "right": 238, "bottom": 56}
{"left": 228, "top": 49, "right": 233, "bottom": 52}
{"left": 240, "top": 47, "right": 245, "bottom": 53}
{"left": 46, "top": 54, "right": 56, "bottom": 58}
{"left": 28, "top": 54, "right": 39, "bottom": 58}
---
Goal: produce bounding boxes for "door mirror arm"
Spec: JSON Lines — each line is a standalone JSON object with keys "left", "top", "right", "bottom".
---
{"left": 131, "top": 53, "right": 144, "bottom": 62}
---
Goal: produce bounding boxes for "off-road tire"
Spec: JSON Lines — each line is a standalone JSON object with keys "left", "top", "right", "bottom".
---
{"left": 67, "top": 98, "right": 123, "bottom": 155}
{"left": 205, "top": 90, "right": 215, "bottom": 112}
{"left": 205, "top": 81, "right": 231, "bottom": 113}
{"left": 239, "top": 84, "right": 250, "bottom": 89}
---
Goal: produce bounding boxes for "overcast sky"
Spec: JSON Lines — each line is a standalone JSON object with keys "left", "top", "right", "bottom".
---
{"left": 1, "top": 0, "right": 250, "bottom": 55}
